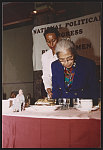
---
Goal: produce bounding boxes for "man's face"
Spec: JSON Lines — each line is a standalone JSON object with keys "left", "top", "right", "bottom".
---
{"left": 45, "top": 33, "right": 58, "bottom": 51}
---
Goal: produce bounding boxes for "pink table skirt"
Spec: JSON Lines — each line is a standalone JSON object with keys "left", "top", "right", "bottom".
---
{"left": 2, "top": 115, "right": 101, "bottom": 148}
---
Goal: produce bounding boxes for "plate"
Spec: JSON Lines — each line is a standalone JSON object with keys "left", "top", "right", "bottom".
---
{"left": 76, "top": 105, "right": 99, "bottom": 112}
{"left": 91, "top": 105, "right": 99, "bottom": 111}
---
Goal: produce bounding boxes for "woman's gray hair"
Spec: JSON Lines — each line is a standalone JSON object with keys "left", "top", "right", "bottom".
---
{"left": 55, "top": 39, "right": 76, "bottom": 56}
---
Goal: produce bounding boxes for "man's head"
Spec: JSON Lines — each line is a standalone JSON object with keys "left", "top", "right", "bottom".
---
{"left": 44, "top": 27, "right": 59, "bottom": 39}
{"left": 44, "top": 27, "right": 59, "bottom": 52}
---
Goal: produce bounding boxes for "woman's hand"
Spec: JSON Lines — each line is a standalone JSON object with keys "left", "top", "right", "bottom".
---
{"left": 47, "top": 88, "right": 53, "bottom": 99}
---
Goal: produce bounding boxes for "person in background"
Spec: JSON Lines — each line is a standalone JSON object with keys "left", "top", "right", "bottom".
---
{"left": 41, "top": 27, "right": 60, "bottom": 98}
{"left": 10, "top": 91, "right": 18, "bottom": 98}
{"left": 9, "top": 91, "right": 18, "bottom": 108}
{"left": 25, "top": 93, "right": 31, "bottom": 107}
{"left": 51, "top": 39, "right": 100, "bottom": 104}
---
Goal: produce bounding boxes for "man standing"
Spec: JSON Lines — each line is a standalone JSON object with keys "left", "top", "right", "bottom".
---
{"left": 41, "top": 27, "right": 59, "bottom": 98}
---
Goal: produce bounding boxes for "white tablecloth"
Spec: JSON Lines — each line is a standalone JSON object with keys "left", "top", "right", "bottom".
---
{"left": 2, "top": 100, "right": 101, "bottom": 120}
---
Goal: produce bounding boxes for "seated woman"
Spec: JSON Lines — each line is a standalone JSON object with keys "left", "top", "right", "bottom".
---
{"left": 51, "top": 39, "right": 100, "bottom": 103}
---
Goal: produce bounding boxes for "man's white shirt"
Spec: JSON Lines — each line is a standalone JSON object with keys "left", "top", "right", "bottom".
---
{"left": 41, "top": 49, "right": 58, "bottom": 92}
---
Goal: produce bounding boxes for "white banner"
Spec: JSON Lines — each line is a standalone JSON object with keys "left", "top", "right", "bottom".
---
{"left": 32, "top": 12, "right": 101, "bottom": 71}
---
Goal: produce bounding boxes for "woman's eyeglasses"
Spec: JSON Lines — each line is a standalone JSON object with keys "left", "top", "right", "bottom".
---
{"left": 58, "top": 56, "right": 74, "bottom": 63}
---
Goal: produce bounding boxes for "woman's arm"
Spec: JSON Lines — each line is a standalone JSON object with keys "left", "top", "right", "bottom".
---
{"left": 51, "top": 62, "right": 60, "bottom": 99}
{"left": 88, "top": 61, "right": 100, "bottom": 99}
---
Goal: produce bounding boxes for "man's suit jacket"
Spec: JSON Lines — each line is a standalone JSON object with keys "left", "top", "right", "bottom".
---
{"left": 51, "top": 55, "right": 100, "bottom": 99}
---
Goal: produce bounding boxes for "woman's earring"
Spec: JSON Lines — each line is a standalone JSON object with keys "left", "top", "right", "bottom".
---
{"left": 73, "top": 62, "right": 76, "bottom": 67}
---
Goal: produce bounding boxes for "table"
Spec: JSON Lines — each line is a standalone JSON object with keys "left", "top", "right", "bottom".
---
{"left": 2, "top": 100, "right": 101, "bottom": 148}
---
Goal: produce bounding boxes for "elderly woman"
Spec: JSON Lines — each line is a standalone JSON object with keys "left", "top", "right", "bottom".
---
{"left": 51, "top": 39, "right": 100, "bottom": 102}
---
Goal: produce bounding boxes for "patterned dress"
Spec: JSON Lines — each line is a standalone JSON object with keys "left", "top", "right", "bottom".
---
{"left": 64, "top": 66, "right": 75, "bottom": 89}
